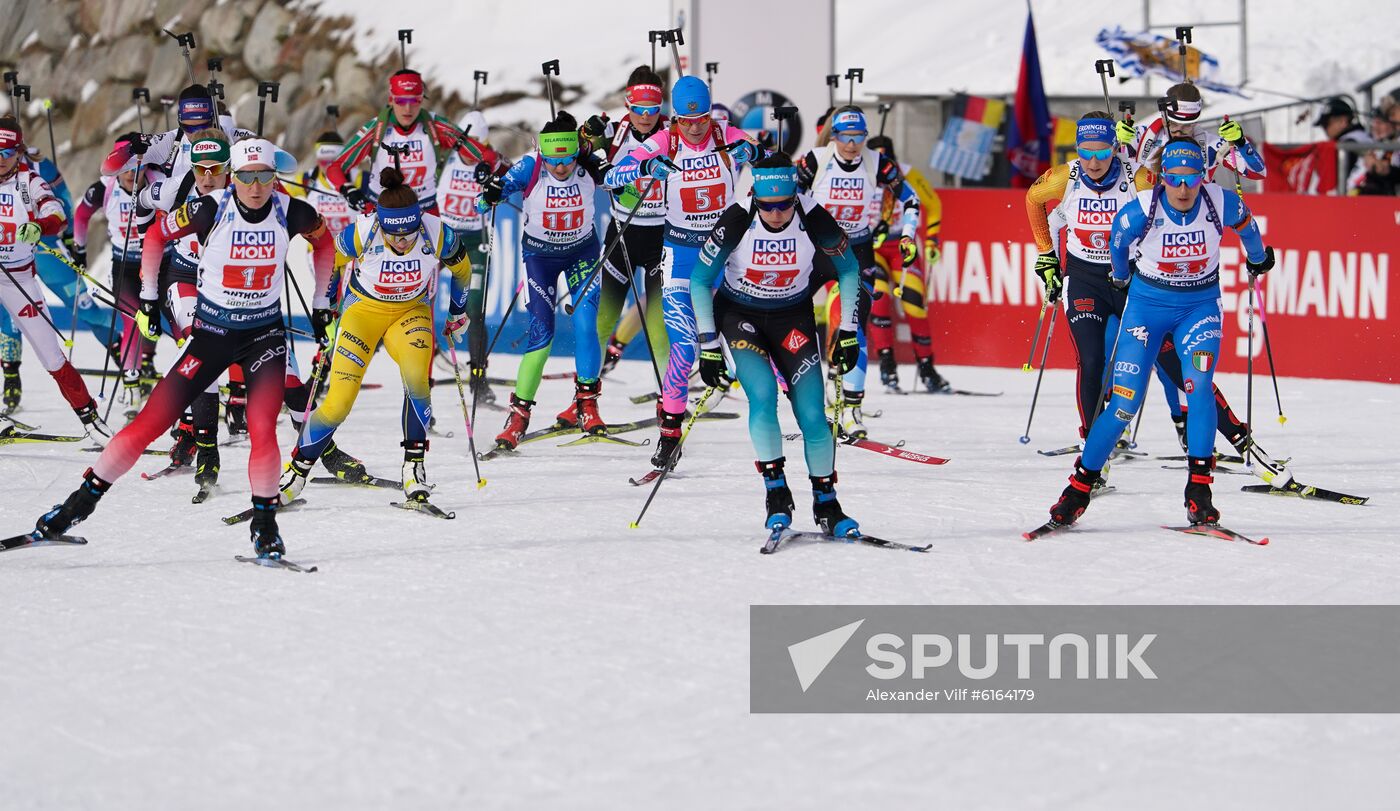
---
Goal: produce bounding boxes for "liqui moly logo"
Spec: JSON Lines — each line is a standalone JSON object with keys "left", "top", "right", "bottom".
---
{"left": 0, "top": 192, "right": 12, "bottom": 217}
{"left": 449, "top": 174, "right": 479, "bottom": 193}
{"left": 379, "top": 258, "right": 423, "bottom": 283}
{"left": 1077, "top": 196, "right": 1118, "bottom": 225}
{"left": 828, "top": 176, "right": 865, "bottom": 201}
{"left": 545, "top": 184, "right": 583, "bottom": 208}
{"left": 682, "top": 152, "right": 722, "bottom": 181}
{"left": 230, "top": 230, "right": 277, "bottom": 260}
{"left": 1161, "top": 231, "right": 1207, "bottom": 259}
{"left": 752, "top": 237, "right": 798, "bottom": 266}
{"left": 398, "top": 140, "right": 426, "bottom": 163}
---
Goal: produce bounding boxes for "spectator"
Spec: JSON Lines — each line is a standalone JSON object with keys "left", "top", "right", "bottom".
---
{"left": 1315, "top": 96, "right": 1371, "bottom": 183}
{"left": 1356, "top": 104, "right": 1400, "bottom": 196}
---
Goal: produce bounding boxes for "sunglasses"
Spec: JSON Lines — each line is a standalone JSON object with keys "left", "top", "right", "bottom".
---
{"left": 834, "top": 132, "right": 867, "bottom": 145}
{"left": 232, "top": 169, "right": 277, "bottom": 186}
{"left": 754, "top": 197, "right": 796, "bottom": 212}
{"left": 1077, "top": 146, "right": 1113, "bottom": 161}
{"left": 0, "top": 147, "right": 19, "bottom": 160}
{"left": 542, "top": 155, "right": 577, "bottom": 167}
{"left": 1162, "top": 171, "right": 1205, "bottom": 188}
{"left": 629, "top": 104, "right": 662, "bottom": 117}
{"left": 676, "top": 115, "right": 710, "bottom": 126}
{"left": 391, "top": 96, "right": 422, "bottom": 106}
{"left": 193, "top": 162, "right": 227, "bottom": 177}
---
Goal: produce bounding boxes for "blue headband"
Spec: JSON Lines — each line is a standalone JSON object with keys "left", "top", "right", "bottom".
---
{"left": 1161, "top": 141, "right": 1206, "bottom": 173}
{"left": 178, "top": 98, "right": 213, "bottom": 124}
{"left": 377, "top": 203, "right": 422, "bottom": 236}
{"left": 752, "top": 166, "right": 798, "bottom": 199}
{"left": 1076, "top": 118, "right": 1114, "bottom": 146}
{"left": 831, "top": 110, "right": 867, "bottom": 133}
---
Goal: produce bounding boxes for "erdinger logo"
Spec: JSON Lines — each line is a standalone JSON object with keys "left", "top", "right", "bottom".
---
{"left": 828, "top": 176, "right": 865, "bottom": 201}
{"left": 752, "top": 237, "right": 797, "bottom": 266}
{"left": 545, "top": 184, "right": 582, "bottom": 208}
{"left": 681, "top": 152, "right": 722, "bottom": 181}
{"left": 230, "top": 231, "right": 276, "bottom": 260}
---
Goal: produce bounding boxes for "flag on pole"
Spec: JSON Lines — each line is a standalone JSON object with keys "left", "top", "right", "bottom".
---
{"left": 1006, "top": 8, "right": 1053, "bottom": 188}
{"left": 1096, "top": 26, "right": 1248, "bottom": 97}
{"left": 929, "top": 93, "right": 1006, "bottom": 181}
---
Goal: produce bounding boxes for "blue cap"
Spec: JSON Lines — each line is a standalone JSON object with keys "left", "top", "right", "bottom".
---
{"left": 1161, "top": 140, "right": 1206, "bottom": 173}
{"left": 377, "top": 202, "right": 422, "bottom": 236}
{"left": 672, "top": 76, "right": 711, "bottom": 117}
{"left": 751, "top": 166, "right": 798, "bottom": 199}
{"left": 830, "top": 109, "right": 867, "bottom": 133}
{"left": 1076, "top": 118, "right": 1114, "bottom": 146}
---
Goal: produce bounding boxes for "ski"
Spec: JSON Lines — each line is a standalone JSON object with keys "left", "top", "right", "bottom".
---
{"left": 477, "top": 444, "right": 519, "bottom": 461}
{"left": 223, "top": 498, "right": 307, "bottom": 526}
{"left": 1022, "top": 521, "right": 1074, "bottom": 541}
{"left": 1036, "top": 444, "right": 1081, "bottom": 457}
{"left": 141, "top": 463, "right": 191, "bottom": 481}
{"left": 192, "top": 483, "right": 215, "bottom": 504}
{"left": 763, "top": 529, "right": 931, "bottom": 553}
{"left": 1163, "top": 524, "right": 1269, "bottom": 546}
{"left": 235, "top": 554, "right": 318, "bottom": 573}
{"left": 1161, "top": 464, "right": 1252, "bottom": 476}
{"left": 558, "top": 434, "right": 648, "bottom": 448}
{"left": 917, "top": 388, "right": 1003, "bottom": 397}
{"left": 391, "top": 500, "right": 456, "bottom": 519}
{"left": 0, "top": 424, "right": 87, "bottom": 446}
{"left": 0, "top": 415, "right": 37, "bottom": 431}
{"left": 1158, "top": 453, "right": 1249, "bottom": 464}
{"left": 760, "top": 525, "right": 790, "bottom": 554}
{"left": 1091, "top": 485, "right": 1117, "bottom": 499}
{"left": 629, "top": 384, "right": 707, "bottom": 405}
{"left": 1240, "top": 482, "right": 1369, "bottom": 506}
{"left": 843, "top": 436, "right": 948, "bottom": 466}
{"left": 1, "top": 532, "right": 88, "bottom": 553}
{"left": 309, "top": 475, "right": 402, "bottom": 489}
{"left": 628, "top": 468, "right": 667, "bottom": 486}
{"left": 85, "top": 445, "right": 167, "bottom": 457}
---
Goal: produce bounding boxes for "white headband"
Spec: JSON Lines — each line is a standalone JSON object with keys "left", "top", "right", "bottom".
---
{"left": 1167, "top": 99, "right": 1203, "bottom": 123}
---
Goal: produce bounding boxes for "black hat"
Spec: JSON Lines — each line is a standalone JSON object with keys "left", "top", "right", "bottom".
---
{"left": 314, "top": 131, "right": 344, "bottom": 144}
{"left": 1313, "top": 97, "right": 1354, "bottom": 127}
{"left": 178, "top": 84, "right": 212, "bottom": 102}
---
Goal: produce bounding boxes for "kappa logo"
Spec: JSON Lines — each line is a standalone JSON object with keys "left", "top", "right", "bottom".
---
{"left": 176, "top": 356, "right": 202, "bottom": 379}
{"left": 1127, "top": 325, "right": 1149, "bottom": 346}
{"left": 783, "top": 329, "right": 810, "bottom": 353}
{"left": 789, "top": 619, "right": 865, "bottom": 692}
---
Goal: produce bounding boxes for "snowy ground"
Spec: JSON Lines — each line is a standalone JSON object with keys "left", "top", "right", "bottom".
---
{"left": 2, "top": 341, "right": 1398, "bottom": 809}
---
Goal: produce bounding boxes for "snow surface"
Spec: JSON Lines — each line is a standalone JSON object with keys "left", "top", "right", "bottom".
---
{"left": 2, "top": 339, "right": 1398, "bottom": 808}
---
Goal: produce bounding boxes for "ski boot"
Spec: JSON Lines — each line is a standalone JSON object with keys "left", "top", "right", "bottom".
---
{"left": 36, "top": 468, "right": 110, "bottom": 539}
{"left": 138, "top": 353, "right": 158, "bottom": 396}
{"left": 495, "top": 394, "right": 534, "bottom": 450}
{"left": 651, "top": 408, "right": 684, "bottom": 470}
{"left": 1, "top": 360, "right": 20, "bottom": 413}
{"left": 194, "top": 428, "right": 220, "bottom": 488}
{"left": 75, "top": 402, "right": 113, "bottom": 447}
{"left": 401, "top": 439, "right": 433, "bottom": 502}
{"left": 1185, "top": 456, "right": 1220, "bottom": 525}
{"left": 248, "top": 496, "right": 285, "bottom": 558}
{"left": 600, "top": 337, "right": 626, "bottom": 377}
{"left": 917, "top": 356, "right": 951, "bottom": 393}
{"left": 169, "top": 416, "right": 197, "bottom": 467}
{"left": 120, "top": 369, "right": 145, "bottom": 416}
{"left": 1048, "top": 457, "right": 1102, "bottom": 526}
{"left": 321, "top": 440, "right": 371, "bottom": 483}
{"left": 811, "top": 473, "right": 859, "bottom": 537}
{"left": 757, "top": 457, "right": 795, "bottom": 530}
{"left": 225, "top": 381, "right": 249, "bottom": 436}
{"left": 554, "top": 392, "right": 580, "bottom": 430}
{"left": 279, "top": 451, "right": 314, "bottom": 503}
{"left": 840, "top": 390, "right": 868, "bottom": 439}
{"left": 877, "top": 348, "right": 899, "bottom": 390}
{"left": 1171, "top": 412, "right": 1189, "bottom": 454}
{"left": 574, "top": 377, "right": 606, "bottom": 435}
{"left": 1225, "top": 425, "right": 1294, "bottom": 488}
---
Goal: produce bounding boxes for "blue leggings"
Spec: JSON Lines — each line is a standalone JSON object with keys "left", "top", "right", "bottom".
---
{"left": 1082, "top": 284, "right": 1223, "bottom": 470}
{"left": 513, "top": 241, "right": 601, "bottom": 400}
{"left": 719, "top": 299, "right": 834, "bottom": 476}
{"left": 660, "top": 241, "right": 704, "bottom": 414}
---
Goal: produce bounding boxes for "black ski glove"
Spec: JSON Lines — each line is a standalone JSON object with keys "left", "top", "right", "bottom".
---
{"left": 1246, "top": 246, "right": 1276, "bottom": 277}
{"left": 311, "top": 308, "right": 336, "bottom": 343}
{"left": 339, "top": 184, "right": 368, "bottom": 213}
{"left": 698, "top": 336, "right": 727, "bottom": 388}
{"left": 833, "top": 329, "right": 860, "bottom": 375}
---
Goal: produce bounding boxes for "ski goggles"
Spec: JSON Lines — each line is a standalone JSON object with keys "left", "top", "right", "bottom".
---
{"left": 754, "top": 197, "right": 796, "bottom": 212}
{"left": 542, "top": 155, "right": 576, "bottom": 167}
{"left": 1076, "top": 146, "right": 1114, "bottom": 161}
{"left": 834, "top": 132, "right": 867, "bottom": 145}
{"left": 192, "top": 162, "right": 227, "bottom": 177}
{"left": 1161, "top": 170, "right": 1205, "bottom": 188}
{"left": 0, "top": 147, "right": 20, "bottom": 160}
{"left": 232, "top": 169, "right": 277, "bottom": 186}
{"left": 676, "top": 114, "right": 711, "bottom": 126}
{"left": 629, "top": 104, "right": 662, "bottom": 116}
{"left": 391, "top": 96, "right": 423, "bottom": 106}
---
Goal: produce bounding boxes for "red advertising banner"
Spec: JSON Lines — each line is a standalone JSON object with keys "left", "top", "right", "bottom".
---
{"left": 910, "top": 190, "right": 1398, "bottom": 383}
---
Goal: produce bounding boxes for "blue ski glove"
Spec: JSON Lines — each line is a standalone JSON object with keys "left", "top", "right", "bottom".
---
{"left": 726, "top": 139, "right": 759, "bottom": 165}
{"left": 640, "top": 156, "right": 678, "bottom": 181}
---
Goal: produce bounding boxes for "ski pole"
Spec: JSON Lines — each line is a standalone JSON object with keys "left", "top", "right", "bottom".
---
{"left": 1176, "top": 26, "right": 1193, "bottom": 83}
{"left": 163, "top": 30, "right": 198, "bottom": 85}
{"left": 206, "top": 57, "right": 224, "bottom": 101}
{"left": 39, "top": 96, "right": 83, "bottom": 352}
{"left": 629, "top": 385, "right": 718, "bottom": 529}
{"left": 1022, "top": 298, "right": 1050, "bottom": 372}
{"left": 1018, "top": 303, "right": 1058, "bottom": 444}
{"left": 160, "top": 95, "right": 174, "bottom": 130}
{"left": 255, "top": 81, "right": 279, "bottom": 137}
{"left": 541, "top": 60, "right": 559, "bottom": 119}
{"left": 397, "top": 29, "right": 412, "bottom": 69}
{"left": 649, "top": 30, "right": 663, "bottom": 73}
{"left": 0, "top": 266, "right": 74, "bottom": 350}
{"left": 99, "top": 86, "right": 150, "bottom": 411}
{"left": 845, "top": 68, "right": 864, "bottom": 107}
{"left": 562, "top": 173, "right": 661, "bottom": 316}
{"left": 705, "top": 62, "right": 718, "bottom": 94}
{"left": 1256, "top": 278, "right": 1286, "bottom": 424}
{"left": 825, "top": 74, "right": 839, "bottom": 109}
{"left": 616, "top": 230, "right": 664, "bottom": 391}
{"left": 877, "top": 102, "right": 893, "bottom": 137}
{"left": 468, "top": 209, "right": 496, "bottom": 428}
{"left": 1094, "top": 60, "right": 1116, "bottom": 116}
{"left": 446, "top": 337, "right": 487, "bottom": 489}
{"left": 1246, "top": 269, "right": 1255, "bottom": 431}
{"left": 473, "top": 71, "right": 488, "bottom": 108}
{"left": 663, "top": 29, "right": 686, "bottom": 77}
